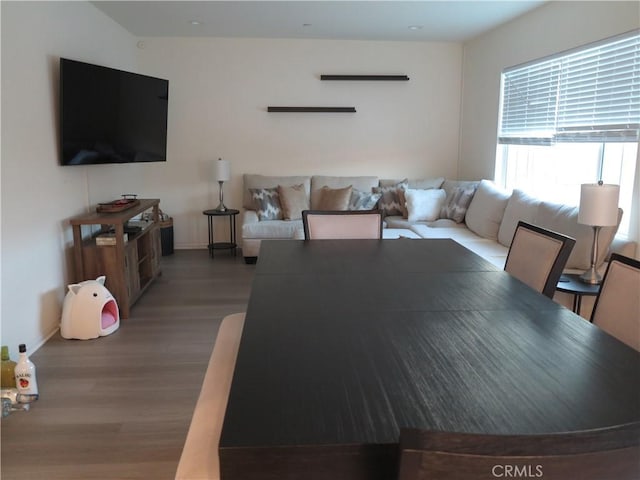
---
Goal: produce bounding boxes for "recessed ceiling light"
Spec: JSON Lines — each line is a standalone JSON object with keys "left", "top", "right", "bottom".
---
{"left": 189, "top": 20, "right": 203, "bottom": 26}
{"left": 408, "top": 25, "right": 423, "bottom": 31}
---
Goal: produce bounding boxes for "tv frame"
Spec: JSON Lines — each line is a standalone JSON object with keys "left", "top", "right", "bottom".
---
{"left": 59, "top": 58, "right": 169, "bottom": 166}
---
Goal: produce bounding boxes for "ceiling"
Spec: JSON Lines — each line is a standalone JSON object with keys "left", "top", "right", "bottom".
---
{"left": 92, "top": 1, "right": 546, "bottom": 42}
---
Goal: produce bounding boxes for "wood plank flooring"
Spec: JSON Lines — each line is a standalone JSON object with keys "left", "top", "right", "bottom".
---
{"left": 1, "top": 250, "right": 255, "bottom": 480}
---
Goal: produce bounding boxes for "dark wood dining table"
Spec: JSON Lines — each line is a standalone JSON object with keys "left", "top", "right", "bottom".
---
{"left": 219, "top": 239, "right": 640, "bottom": 480}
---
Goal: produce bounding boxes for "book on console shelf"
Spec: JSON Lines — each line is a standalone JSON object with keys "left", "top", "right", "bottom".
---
{"left": 96, "top": 233, "right": 128, "bottom": 246}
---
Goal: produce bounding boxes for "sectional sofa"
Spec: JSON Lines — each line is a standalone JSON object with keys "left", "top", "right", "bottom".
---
{"left": 241, "top": 174, "right": 636, "bottom": 318}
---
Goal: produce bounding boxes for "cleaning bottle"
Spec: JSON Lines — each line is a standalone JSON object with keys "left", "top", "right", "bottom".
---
{"left": 14, "top": 344, "right": 38, "bottom": 402}
{"left": 1, "top": 346, "right": 17, "bottom": 388}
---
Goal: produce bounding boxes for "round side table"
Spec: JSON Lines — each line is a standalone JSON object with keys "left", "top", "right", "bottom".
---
{"left": 202, "top": 209, "right": 239, "bottom": 258}
{"left": 556, "top": 273, "right": 601, "bottom": 318}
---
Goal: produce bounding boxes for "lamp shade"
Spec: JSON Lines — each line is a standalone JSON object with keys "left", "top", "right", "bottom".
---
{"left": 215, "top": 158, "right": 231, "bottom": 182}
{"left": 578, "top": 183, "right": 620, "bottom": 226}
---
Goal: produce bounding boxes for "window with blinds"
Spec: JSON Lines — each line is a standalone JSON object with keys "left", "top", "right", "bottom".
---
{"left": 499, "top": 31, "right": 640, "bottom": 145}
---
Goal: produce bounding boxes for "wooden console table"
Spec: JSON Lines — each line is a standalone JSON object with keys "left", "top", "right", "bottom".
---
{"left": 70, "top": 199, "right": 161, "bottom": 319}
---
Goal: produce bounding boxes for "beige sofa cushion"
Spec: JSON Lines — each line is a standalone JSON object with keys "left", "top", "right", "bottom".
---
{"left": 535, "top": 201, "right": 622, "bottom": 270}
{"left": 278, "top": 184, "right": 309, "bottom": 220}
{"left": 497, "top": 189, "right": 541, "bottom": 247}
{"left": 243, "top": 174, "right": 311, "bottom": 210}
{"left": 316, "top": 185, "right": 353, "bottom": 210}
{"left": 465, "top": 179, "right": 510, "bottom": 240}
{"left": 242, "top": 218, "right": 303, "bottom": 239}
{"left": 310, "top": 176, "right": 378, "bottom": 209}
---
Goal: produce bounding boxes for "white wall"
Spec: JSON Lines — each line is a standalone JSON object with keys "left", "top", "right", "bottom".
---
{"left": 459, "top": 1, "right": 639, "bottom": 180}
{"left": 135, "top": 38, "right": 462, "bottom": 248}
{"left": 6, "top": 1, "right": 636, "bottom": 355}
{"left": 1, "top": 2, "right": 462, "bottom": 354}
{"left": 1, "top": 1, "right": 138, "bottom": 356}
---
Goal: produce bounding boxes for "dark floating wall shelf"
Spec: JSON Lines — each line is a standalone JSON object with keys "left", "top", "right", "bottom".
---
{"left": 267, "top": 107, "right": 356, "bottom": 113}
{"left": 320, "top": 75, "right": 409, "bottom": 81}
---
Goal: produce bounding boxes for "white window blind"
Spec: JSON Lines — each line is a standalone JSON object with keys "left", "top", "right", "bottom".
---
{"left": 499, "top": 31, "right": 640, "bottom": 145}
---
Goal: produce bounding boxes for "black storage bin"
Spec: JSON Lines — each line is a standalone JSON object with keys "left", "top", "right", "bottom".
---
{"left": 160, "top": 218, "right": 174, "bottom": 256}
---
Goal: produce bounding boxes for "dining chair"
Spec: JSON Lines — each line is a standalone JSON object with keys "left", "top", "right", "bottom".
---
{"left": 175, "top": 312, "right": 245, "bottom": 480}
{"left": 302, "top": 210, "right": 383, "bottom": 240}
{"left": 398, "top": 423, "right": 640, "bottom": 480}
{"left": 504, "top": 221, "right": 575, "bottom": 298}
{"left": 590, "top": 253, "right": 640, "bottom": 351}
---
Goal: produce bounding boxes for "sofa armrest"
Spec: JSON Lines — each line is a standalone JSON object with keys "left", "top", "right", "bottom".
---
{"left": 608, "top": 235, "right": 637, "bottom": 260}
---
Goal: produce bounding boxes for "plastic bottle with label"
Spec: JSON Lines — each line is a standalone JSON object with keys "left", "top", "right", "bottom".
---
{"left": 14, "top": 344, "right": 38, "bottom": 402}
{"left": 1, "top": 346, "right": 17, "bottom": 388}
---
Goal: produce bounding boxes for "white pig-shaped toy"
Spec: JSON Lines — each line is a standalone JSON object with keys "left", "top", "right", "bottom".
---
{"left": 60, "top": 276, "right": 120, "bottom": 340}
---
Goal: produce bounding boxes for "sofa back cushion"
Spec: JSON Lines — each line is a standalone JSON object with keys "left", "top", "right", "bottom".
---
{"left": 465, "top": 180, "right": 510, "bottom": 240}
{"left": 535, "top": 201, "right": 622, "bottom": 270}
{"left": 311, "top": 176, "right": 379, "bottom": 209}
{"left": 243, "top": 174, "right": 311, "bottom": 210}
{"left": 497, "top": 189, "right": 541, "bottom": 247}
{"left": 379, "top": 178, "right": 445, "bottom": 190}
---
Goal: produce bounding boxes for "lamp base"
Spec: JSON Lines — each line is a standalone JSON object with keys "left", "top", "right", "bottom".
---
{"left": 579, "top": 267, "right": 602, "bottom": 285}
{"left": 215, "top": 180, "right": 227, "bottom": 212}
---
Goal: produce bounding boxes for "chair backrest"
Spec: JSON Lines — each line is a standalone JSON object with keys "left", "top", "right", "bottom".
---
{"left": 591, "top": 253, "right": 640, "bottom": 351}
{"left": 504, "top": 221, "right": 575, "bottom": 298}
{"left": 398, "top": 423, "right": 640, "bottom": 480}
{"left": 302, "top": 210, "right": 383, "bottom": 240}
{"left": 175, "top": 312, "right": 245, "bottom": 480}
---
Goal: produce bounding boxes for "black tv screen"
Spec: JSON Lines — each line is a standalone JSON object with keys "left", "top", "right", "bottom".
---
{"left": 60, "top": 58, "right": 168, "bottom": 165}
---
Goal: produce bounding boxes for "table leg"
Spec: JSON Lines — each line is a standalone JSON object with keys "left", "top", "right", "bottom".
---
{"left": 230, "top": 214, "right": 237, "bottom": 256}
{"left": 575, "top": 295, "right": 583, "bottom": 317}
{"left": 208, "top": 216, "right": 214, "bottom": 258}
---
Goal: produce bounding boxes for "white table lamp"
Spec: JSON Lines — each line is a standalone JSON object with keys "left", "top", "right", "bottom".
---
{"left": 577, "top": 182, "right": 619, "bottom": 284}
{"left": 214, "top": 158, "right": 231, "bottom": 211}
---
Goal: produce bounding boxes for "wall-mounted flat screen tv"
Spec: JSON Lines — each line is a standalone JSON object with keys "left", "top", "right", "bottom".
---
{"left": 60, "top": 58, "right": 168, "bottom": 165}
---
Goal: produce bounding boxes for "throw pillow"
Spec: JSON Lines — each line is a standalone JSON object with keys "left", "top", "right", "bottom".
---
{"left": 277, "top": 184, "right": 309, "bottom": 220}
{"left": 316, "top": 185, "right": 353, "bottom": 210}
{"left": 465, "top": 179, "right": 510, "bottom": 240}
{"left": 404, "top": 188, "right": 446, "bottom": 222}
{"left": 398, "top": 189, "right": 408, "bottom": 218}
{"left": 373, "top": 180, "right": 408, "bottom": 217}
{"left": 348, "top": 189, "right": 382, "bottom": 210}
{"left": 439, "top": 183, "right": 478, "bottom": 223}
{"left": 243, "top": 174, "right": 311, "bottom": 210}
{"left": 249, "top": 187, "right": 283, "bottom": 221}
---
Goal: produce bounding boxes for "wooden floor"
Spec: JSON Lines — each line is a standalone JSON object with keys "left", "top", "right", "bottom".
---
{"left": 1, "top": 250, "right": 255, "bottom": 480}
